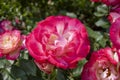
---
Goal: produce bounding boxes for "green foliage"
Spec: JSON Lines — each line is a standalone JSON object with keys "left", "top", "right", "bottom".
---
{"left": 72, "top": 59, "right": 87, "bottom": 77}
{"left": 10, "top": 59, "right": 37, "bottom": 80}
{"left": 0, "top": 0, "right": 111, "bottom": 80}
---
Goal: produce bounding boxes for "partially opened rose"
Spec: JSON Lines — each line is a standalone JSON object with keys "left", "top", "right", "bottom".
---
{"left": 81, "top": 47, "right": 120, "bottom": 80}
{"left": 26, "top": 16, "right": 90, "bottom": 73}
{"left": 110, "top": 17, "right": 120, "bottom": 49}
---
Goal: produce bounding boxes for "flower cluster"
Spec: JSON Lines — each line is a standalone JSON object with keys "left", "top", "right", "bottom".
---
{"left": 80, "top": 0, "right": 120, "bottom": 79}
{"left": 0, "top": 20, "right": 24, "bottom": 60}
{"left": 1, "top": 0, "right": 120, "bottom": 79}
{"left": 24, "top": 1, "right": 120, "bottom": 76}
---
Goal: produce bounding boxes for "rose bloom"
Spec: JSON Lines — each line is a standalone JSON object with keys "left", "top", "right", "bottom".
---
{"left": 25, "top": 16, "right": 90, "bottom": 73}
{"left": 108, "top": 5, "right": 120, "bottom": 23}
{"left": 91, "top": 0, "right": 120, "bottom": 6}
{"left": 0, "top": 20, "right": 13, "bottom": 34}
{"left": 0, "top": 20, "right": 25, "bottom": 60}
{"left": 0, "top": 30, "right": 23, "bottom": 60}
{"left": 81, "top": 47, "right": 120, "bottom": 80}
{"left": 110, "top": 17, "right": 120, "bottom": 49}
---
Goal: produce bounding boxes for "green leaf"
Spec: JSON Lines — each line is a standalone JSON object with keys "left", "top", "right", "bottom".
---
{"left": 66, "top": 12, "right": 77, "bottom": 18}
{"left": 19, "top": 59, "right": 36, "bottom": 76}
{"left": 94, "top": 5, "right": 108, "bottom": 17}
{"left": 56, "top": 69, "right": 66, "bottom": 80}
{"left": 0, "top": 59, "right": 13, "bottom": 68}
{"left": 28, "top": 75, "right": 43, "bottom": 80}
{"left": 48, "top": 69, "right": 57, "bottom": 80}
{"left": 0, "top": 73, "right": 3, "bottom": 80}
{"left": 11, "top": 65, "right": 26, "bottom": 78}
{"left": 72, "top": 59, "right": 87, "bottom": 77}
{"left": 95, "top": 18, "right": 110, "bottom": 28}
{"left": 86, "top": 27, "right": 103, "bottom": 41}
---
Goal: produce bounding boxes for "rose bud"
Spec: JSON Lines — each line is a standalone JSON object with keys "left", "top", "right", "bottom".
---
{"left": 25, "top": 16, "right": 90, "bottom": 73}
{"left": 81, "top": 47, "right": 120, "bottom": 80}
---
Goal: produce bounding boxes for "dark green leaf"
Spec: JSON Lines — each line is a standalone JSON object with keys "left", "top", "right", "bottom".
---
{"left": 56, "top": 69, "right": 66, "bottom": 80}
{"left": 11, "top": 65, "right": 26, "bottom": 78}
{"left": 72, "top": 59, "right": 87, "bottom": 77}
{"left": 86, "top": 27, "right": 103, "bottom": 41}
{"left": 94, "top": 5, "right": 108, "bottom": 17}
{"left": 95, "top": 18, "right": 110, "bottom": 28}
{"left": 19, "top": 59, "right": 36, "bottom": 76}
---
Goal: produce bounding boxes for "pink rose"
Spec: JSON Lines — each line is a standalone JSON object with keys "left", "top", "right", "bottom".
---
{"left": 91, "top": 0, "right": 120, "bottom": 6}
{"left": 81, "top": 47, "right": 120, "bottom": 80}
{"left": 25, "top": 16, "right": 90, "bottom": 72}
{"left": 0, "top": 30, "right": 23, "bottom": 60}
{"left": 0, "top": 20, "right": 13, "bottom": 34}
{"left": 110, "top": 18, "right": 120, "bottom": 49}
{"left": 108, "top": 5, "right": 120, "bottom": 23}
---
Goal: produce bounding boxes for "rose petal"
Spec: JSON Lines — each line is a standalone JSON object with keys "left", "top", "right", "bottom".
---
{"left": 110, "top": 18, "right": 120, "bottom": 49}
{"left": 34, "top": 60, "right": 54, "bottom": 74}
{"left": 6, "top": 48, "right": 20, "bottom": 60}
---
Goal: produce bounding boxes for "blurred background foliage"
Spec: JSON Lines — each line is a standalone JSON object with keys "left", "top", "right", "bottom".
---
{"left": 0, "top": 0, "right": 111, "bottom": 80}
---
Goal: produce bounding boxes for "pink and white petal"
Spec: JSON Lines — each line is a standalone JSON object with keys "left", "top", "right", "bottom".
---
{"left": 26, "top": 33, "right": 48, "bottom": 61}
{"left": 105, "top": 47, "right": 119, "bottom": 65}
{"left": 34, "top": 60, "right": 54, "bottom": 74}
{"left": 110, "top": 18, "right": 120, "bottom": 49}
{"left": 6, "top": 49, "right": 20, "bottom": 60}
{"left": 108, "top": 12, "right": 120, "bottom": 23}
{"left": 21, "top": 35, "right": 27, "bottom": 50}
{"left": 48, "top": 55, "right": 69, "bottom": 69}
